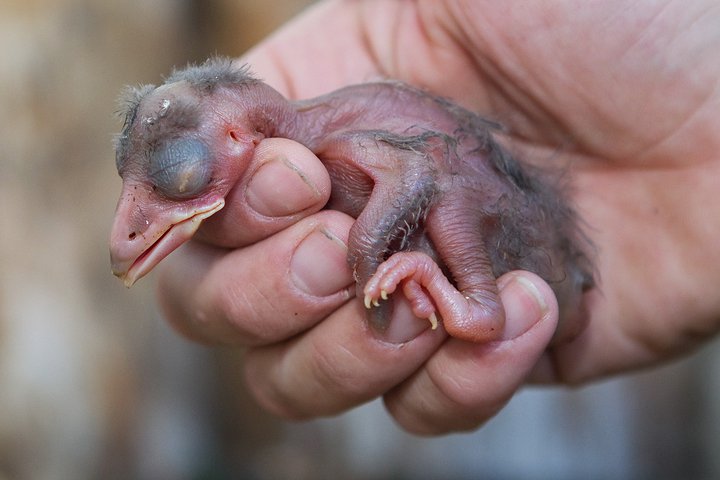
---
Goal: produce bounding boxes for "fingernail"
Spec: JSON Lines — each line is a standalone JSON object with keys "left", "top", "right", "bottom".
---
{"left": 499, "top": 274, "right": 549, "bottom": 340}
{"left": 291, "top": 228, "right": 353, "bottom": 297}
{"left": 380, "top": 295, "right": 434, "bottom": 344}
{"left": 246, "top": 158, "right": 321, "bottom": 217}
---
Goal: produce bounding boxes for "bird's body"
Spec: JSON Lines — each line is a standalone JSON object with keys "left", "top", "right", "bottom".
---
{"left": 110, "top": 58, "right": 593, "bottom": 342}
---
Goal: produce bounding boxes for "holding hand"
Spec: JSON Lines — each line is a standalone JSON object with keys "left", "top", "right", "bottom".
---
{"left": 156, "top": 0, "right": 720, "bottom": 434}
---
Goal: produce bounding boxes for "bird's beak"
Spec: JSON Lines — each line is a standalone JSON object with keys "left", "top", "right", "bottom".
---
{"left": 109, "top": 191, "right": 224, "bottom": 287}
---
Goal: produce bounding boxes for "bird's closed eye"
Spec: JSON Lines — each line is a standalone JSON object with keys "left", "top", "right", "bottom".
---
{"left": 149, "top": 138, "right": 212, "bottom": 199}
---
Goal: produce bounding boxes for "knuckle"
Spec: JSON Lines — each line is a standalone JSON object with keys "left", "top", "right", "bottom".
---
{"left": 211, "top": 279, "right": 251, "bottom": 325}
{"left": 243, "top": 355, "right": 308, "bottom": 420}
{"left": 243, "top": 335, "right": 373, "bottom": 421}
{"left": 426, "top": 360, "right": 509, "bottom": 417}
{"left": 309, "top": 340, "right": 368, "bottom": 402}
{"left": 212, "top": 279, "right": 286, "bottom": 346}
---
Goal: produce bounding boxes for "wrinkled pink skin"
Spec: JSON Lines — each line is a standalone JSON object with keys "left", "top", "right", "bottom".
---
{"left": 110, "top": 59, "right": 593, "bottom": 343}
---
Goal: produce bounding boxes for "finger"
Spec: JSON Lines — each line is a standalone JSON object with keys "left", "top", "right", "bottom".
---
{"left": 196, "top": 137, "right": 331, "bottom": 248}
{"left": 243, "top": 295, "right": 448, "bottom": 420}
{"left": 157, "top": 210, "right": 355, "bottom": 346}
{"left": 383, "top": 271, "right": 559, "bottom": 435}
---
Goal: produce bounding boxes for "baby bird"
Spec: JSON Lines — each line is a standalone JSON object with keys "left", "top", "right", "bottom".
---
{"left": 110, "top": 57, "right": 593, "bottom": 343}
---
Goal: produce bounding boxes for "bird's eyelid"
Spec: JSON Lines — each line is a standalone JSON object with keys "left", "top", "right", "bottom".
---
{"left": 148, "top": 137, "right": 213, "bottom": 199}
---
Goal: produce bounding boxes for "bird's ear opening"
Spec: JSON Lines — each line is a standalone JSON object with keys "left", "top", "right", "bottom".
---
{"left": 228, "top": 129, "right": 262, "bottom": 146}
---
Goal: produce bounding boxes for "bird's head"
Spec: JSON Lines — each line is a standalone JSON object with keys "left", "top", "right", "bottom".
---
{"left": 110, "top": 59, "right": 263, "bottom": 286}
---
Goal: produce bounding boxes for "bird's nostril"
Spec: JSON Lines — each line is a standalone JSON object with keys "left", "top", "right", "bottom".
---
{"left": 128, "top": 231, "right": 137, "bottom": 240}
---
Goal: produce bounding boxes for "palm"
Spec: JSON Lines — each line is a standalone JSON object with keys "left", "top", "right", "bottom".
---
{"left": 243, "top": 0, "right": 720, "bottom": 380}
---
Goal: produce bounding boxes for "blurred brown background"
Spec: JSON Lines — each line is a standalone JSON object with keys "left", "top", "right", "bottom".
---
{"left": 0, "top": 1, "right": 718, "bottom": 479}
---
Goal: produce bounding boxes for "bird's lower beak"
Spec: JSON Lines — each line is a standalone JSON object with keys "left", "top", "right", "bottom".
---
{"left": 110, "top": 199, "right": 225, "bottom": 287}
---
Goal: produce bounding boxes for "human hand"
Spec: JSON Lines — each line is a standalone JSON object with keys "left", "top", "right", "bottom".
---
{"left": 157, "top": 0, "right": 720, "bottom": 434}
